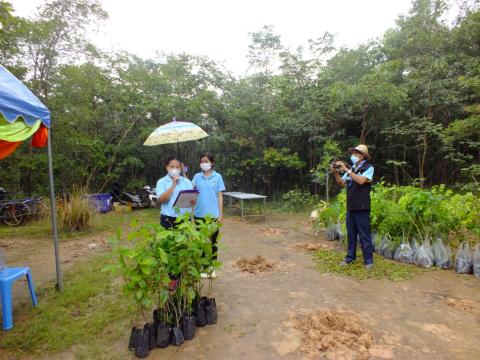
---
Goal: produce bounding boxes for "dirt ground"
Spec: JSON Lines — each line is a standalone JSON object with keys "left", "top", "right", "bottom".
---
{"left": 3, "top": 214, "right": 480, "bottom": 359}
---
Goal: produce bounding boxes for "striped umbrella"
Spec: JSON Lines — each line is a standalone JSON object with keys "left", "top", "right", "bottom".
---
{"left": 143, "top": 117, "right": 208, "bottom": 147}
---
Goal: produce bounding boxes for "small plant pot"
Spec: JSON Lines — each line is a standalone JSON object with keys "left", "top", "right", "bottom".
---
{"left": 128, "top": 326, "right": 136, "bottom": 351}
{"left": 133, "top": 326, "right": 150, "bottom": 358}
{"left": 205, "top": 297, "right": 218, "bottom": 325}
{"left": 156, "top": 323, "right": 172, "bottom": 348}
{"left": 194, "top": 298, "right": 208, "bottom": 327}
{"left": 153, "top": 309, "right": 159, "bottom": 338}
{"left": 170, "top": 326, "right": 185, "bottom": 346}
{"left": 181, "top": 314, "right": 197, "bottom": 340}
{"left": 144, "top": 323, "right": 156, "bottom": 351}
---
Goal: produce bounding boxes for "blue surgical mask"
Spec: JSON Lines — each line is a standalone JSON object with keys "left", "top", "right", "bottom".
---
{"left": 351, "top": 155, "right": 360, "bottom": 164}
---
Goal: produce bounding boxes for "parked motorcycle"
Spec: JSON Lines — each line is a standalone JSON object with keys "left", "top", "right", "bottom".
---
{"left": 0, "top": 188, "right": 44, "bottom": 226}
{"left": 115, "top": 186, "right": 158, "bottom": 209}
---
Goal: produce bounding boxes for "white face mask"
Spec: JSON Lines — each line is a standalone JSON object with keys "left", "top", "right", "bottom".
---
{"left": 168, "top": 169, "right": 181, "bottom": 178}
{"left": 200, "top": 162, "right": 212, "bottom": 171}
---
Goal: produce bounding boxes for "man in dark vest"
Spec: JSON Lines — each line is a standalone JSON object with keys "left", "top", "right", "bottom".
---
{"left": 332, "top": 144, "right": 374, "bottom": 269}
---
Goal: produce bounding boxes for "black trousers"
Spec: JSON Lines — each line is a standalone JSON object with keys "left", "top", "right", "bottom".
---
{"left": 194, "top": 217, "right": 219, "bottom": 261}
{"left": 160, "top": 215, "right": 178, "bottom": 229}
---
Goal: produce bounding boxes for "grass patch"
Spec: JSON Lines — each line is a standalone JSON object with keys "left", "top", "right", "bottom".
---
{"left": 313, "top": 249, "right": 431, "bottom": 281}
{"left": 0, "top": 254, "right": 134, "bottom": 357}
{"left": 0, "top": 208, "right": 159, "bottom": 240}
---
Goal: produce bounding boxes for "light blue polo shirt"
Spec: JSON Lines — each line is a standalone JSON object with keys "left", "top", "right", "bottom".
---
{"left": 192, "top": 170, "right": 226, "bottom": 218}
{"left": 342, "top": 160, "right": 374, "bottom": 182}
{"left": 156, "top": 175, "right": 193, "bottom": 217}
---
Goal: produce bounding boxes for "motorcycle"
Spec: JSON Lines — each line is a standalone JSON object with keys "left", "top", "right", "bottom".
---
{"left": 115, "top": 186, "right": 158, "bottom": 209}
{"left": 0, "top": 188, "right": 44, "bottom": 226}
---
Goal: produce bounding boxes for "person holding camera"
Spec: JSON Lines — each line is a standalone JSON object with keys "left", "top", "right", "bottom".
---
{"left": 331, "top": 144, "right": 374, "bottom": 270}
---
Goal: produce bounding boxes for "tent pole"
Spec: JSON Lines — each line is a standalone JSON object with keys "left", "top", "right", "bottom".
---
{"left": 47, "top": 128, "right": 63, "bottom": 291}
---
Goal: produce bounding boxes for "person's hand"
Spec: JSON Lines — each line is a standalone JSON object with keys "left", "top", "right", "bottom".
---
{"left": 172, "top": 175, "right": 180, "bottom": 184}
{"left": 330, "top": 163, "right": 340, "bottom": 174}
{"left": 189, "top": 198, "right": 197, "bottom": 206}
{"left": 336, "top": 161, "right": 348, "bottom": 173}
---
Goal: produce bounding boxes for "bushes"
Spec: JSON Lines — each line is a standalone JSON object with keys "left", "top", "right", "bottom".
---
{"left": 316, "top": 183, "right": 480, "bottom": 248}
{"left": 281, "top": 189, "right": 316, "bottom": 212}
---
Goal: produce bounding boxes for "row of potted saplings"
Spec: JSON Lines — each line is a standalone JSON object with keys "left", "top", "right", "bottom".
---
{"left": 326, "top": 223, "right": 480, "bottom": 276}
{"left": 129, "top": 278, "right": 218, "bottom": 358}
{"left": 106, "top": 215, "right": 221, "bottom": 358}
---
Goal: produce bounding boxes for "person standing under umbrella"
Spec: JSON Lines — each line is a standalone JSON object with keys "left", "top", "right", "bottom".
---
{"left": 192, "top": 153, "right": 226, "bottom": 278}
{"left": 156, "top": 155, "right": 194, "bottom": 229}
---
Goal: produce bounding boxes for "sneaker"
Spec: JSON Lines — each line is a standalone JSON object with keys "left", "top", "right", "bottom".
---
{"left": 365, "top": 264, "right": 373, "bottom": 270}
{"left": 339, "top": 260, "right": 350, "bottom": 267}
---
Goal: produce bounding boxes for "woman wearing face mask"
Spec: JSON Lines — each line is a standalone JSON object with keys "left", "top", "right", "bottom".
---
{"left": 156, "top": 155, "right": 194, "bottom": 229}
{"left": 192, "top": 153, "right": 226, "bottom": 278}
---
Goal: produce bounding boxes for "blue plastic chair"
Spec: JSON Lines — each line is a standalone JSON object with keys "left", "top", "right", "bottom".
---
{"left": 0, "top": 267, "right": 38, "bottom": 330}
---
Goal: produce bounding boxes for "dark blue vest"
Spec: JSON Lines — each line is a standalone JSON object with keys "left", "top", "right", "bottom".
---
{"left": 346, "top": 162, "right": 373, "bottom": 211}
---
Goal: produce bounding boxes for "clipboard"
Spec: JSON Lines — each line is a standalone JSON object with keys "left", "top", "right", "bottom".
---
{"left": 173, "top": 189, "right": 199, "bottom": 208}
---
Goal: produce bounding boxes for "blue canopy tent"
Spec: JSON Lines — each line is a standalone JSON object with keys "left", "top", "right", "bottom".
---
{"left": 0, "top": 64, "right": 63, "bottom": 291}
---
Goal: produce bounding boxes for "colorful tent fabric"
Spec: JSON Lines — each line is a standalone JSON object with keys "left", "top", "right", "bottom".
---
{"left": 0, "top": 139, "right": 21, "bottom": 159}
{"left": 0, "top": 65, "right": 51, "bottom": 128}
{"left": 0, "top": 115, "right": 41, "bottom": 142}
{"left": 0, "top": 65, "right": 50, "bottom": 158}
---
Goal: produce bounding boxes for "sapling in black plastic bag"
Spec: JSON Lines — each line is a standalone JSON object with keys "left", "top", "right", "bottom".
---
{"left": 455, "top": 241, "right": 473, "bottom": 274}
{"left": 432, "top": 237, "right": 452, "bottom": 270}
{"left": 394, "top": 241, "right": 414, "bottom": 264}
{"left": 413, "top": 238, "right": 434, "bottom": 268}
{"left": 194, "top": 297, "right": 208, "bottom": 327}
{"left": 133, "top": 327, "right": 150, "bottom": 358}
{"left": 473, "top": 245, "right": 480, "bottom": 279}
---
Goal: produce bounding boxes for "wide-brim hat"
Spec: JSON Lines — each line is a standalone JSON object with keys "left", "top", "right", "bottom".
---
{"left": 348, "top": 144, "right": 371, "bottom": 160}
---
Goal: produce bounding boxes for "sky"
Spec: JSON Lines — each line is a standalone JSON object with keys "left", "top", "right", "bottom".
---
{"left": 10, "top": 0, "right": 416, "bottom": 75}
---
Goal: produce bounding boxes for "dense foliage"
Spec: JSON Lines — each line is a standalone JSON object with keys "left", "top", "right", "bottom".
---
{"left": 0, "top": 0, "right": 479, "bottom": 197}
{"left": 315, "top": 183, "right": 480, "bottom": 247}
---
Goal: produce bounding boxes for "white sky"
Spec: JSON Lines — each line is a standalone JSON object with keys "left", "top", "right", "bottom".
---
{"left": 11, "top": 0, "right": 416, "bottom": 75}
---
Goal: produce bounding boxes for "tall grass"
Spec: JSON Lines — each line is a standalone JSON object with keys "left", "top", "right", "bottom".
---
{"left": 58, "top": 186, "right": 98, "bottom": 231}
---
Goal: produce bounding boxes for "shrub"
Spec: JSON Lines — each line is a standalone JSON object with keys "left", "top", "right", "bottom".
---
{"left": 58, "top": 187, "right": 97, "bottom": 231}
{"left": 282, "top": 189, "right": 316, "bottom": 212}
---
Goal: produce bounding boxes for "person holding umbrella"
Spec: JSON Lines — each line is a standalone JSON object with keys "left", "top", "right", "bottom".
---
{"left": 156, "top": 155, "right": 194, "bottom": 229}
{"left": 331, "top": 144, "right": 375, "bottom": 270}
{"left": 192, "top": 153, "right": 226, "bottom": 278}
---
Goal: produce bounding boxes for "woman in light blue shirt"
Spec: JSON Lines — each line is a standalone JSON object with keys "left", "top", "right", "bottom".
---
{"left": 192, "top": 153, "right": 226, "bottom": 277}
{"left": 156, "top": 155, "right": 193, "bottom": 229}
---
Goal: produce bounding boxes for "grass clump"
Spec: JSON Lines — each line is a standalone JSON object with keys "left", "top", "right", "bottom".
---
{"left": 0, "top": 254, "right": 132, "bottom": 357}
{"left": 58, "top": 186, "right": 98, "bottom": 231}
{"left": 313, "top": 249, "right": 431, "bottom": 281}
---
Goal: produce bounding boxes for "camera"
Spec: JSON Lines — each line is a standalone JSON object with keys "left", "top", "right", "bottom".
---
{"left": 331, "top": 162, "right": 341, "bottom": 169}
